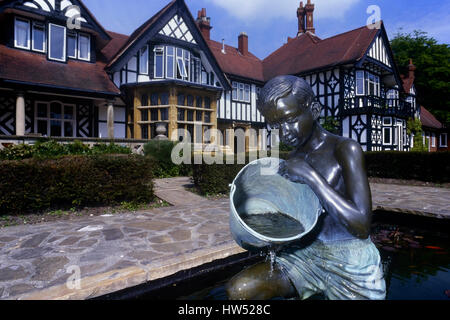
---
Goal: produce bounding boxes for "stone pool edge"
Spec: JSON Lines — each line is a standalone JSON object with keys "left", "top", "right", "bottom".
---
{"left": 8, "top": 241, "right": 246, "bottom": 300}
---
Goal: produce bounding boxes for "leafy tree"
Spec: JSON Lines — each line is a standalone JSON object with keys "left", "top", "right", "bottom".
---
{"left": 321, "top": 116, "right": 341, "bottom": 135}
{"left": 407, "top": 118, "right": 428, "bottom": 152}
{"left": 390, "top": 30, "right": 450, "bottom": 124}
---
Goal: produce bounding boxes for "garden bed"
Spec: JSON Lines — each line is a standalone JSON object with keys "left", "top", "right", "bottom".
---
{"left": 0, "top": 198, "right": 170, "bottom": 228}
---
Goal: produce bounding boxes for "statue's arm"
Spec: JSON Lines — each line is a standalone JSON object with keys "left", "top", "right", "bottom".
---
{"left": 287, "top": 140, "right": 372, "bottom": 239}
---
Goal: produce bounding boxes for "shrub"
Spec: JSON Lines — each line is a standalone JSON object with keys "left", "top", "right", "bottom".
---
{"left": 144, "top": 140, "right": 191, "bottom": 178}
{"left": 192, "top": 152, "right": 290, "bottom": 195}
{"left": 0, "top": 154, "right": 155, "bottom": 214}
{"left": 0, "top": 140, "right": 131, "bottom": 160}
{"left": 192, "top": 151, "right": 449, "bottom": 196}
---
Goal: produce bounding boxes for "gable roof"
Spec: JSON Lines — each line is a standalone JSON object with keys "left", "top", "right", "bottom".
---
{"left": 106, "top": 0, "right": 175, "bottom": 68}
{"left": 106, "top": 0, "right": 230, "bottom": 90}
{"left": 207, "top": 39, "right": 264, "bottom": 82}
{"left": 421, "top": 106, "right": 443, "bottom": 129}
{"left": 263, "top": 25, "right": 379, "bottom": 80}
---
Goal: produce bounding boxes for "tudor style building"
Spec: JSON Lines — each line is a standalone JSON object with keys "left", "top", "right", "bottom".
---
{"left": 0, "top": 0, "right": 421, "bottom": 153}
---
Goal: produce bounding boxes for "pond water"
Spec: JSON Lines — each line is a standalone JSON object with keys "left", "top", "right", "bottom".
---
{"left": 240, "top": 212, "right": 305, "bottom": 239}
{"left": 110, "top": 211, "right": 449, "bottom": 301}
{"left": 178, "top": 212, "right": 450, "bottom": 301}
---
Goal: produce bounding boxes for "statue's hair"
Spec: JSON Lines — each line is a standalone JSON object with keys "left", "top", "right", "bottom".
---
{"left": 257, "top": 75, "right": 316, "bottom": 117}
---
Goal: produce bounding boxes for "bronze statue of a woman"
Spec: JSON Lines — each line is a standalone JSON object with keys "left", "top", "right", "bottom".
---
{"left": 226, "top": 75, "right": 386, "bottom": 300}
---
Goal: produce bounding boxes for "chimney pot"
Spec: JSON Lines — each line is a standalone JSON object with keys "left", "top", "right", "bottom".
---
{"left": 196, "top": 8, "right": 212, "bottom": 41}
{"left": 238, "top": 32, "right": 248, "bottom": 56}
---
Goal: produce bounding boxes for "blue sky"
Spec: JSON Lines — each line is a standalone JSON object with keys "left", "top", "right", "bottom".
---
{"left": 84, "top": 0, "right": 450, "bottom": 60}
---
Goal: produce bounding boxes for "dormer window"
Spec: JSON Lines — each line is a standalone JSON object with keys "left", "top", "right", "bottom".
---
{"left": 32, "top": 22, "right": 46, "bottom": 52}
{"left": 14, "top": 18, "right": 30, "bottom": 50}
{"left": 49, "top": 23, "right": 66, "bottom": 62}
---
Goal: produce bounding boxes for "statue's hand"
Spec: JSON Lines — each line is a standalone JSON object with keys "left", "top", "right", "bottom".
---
{"left": 279, "top": 159, "right": 313, "bottom": 184}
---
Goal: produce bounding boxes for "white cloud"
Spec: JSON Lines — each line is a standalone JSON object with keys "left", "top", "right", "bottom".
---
{"left": 389, "top": 7, "right": 450, "bottom": 44}
{"left": 209, "top": 0, "right": 360, "bottom": 22}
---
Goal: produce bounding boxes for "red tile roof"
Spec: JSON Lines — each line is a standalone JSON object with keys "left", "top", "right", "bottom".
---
{"left": 100, "top": 31, "right": 130, "bottom": 63}
{"left": 207, "top": 39, "right": 264, "bottom": 82}
{"left": 0, "top": 45, "right": 120, "bottom": 95}
{"left": 402, "top": 75, "right": 414, "bottom": 93}
{"left": 263, "top": 25, "right": 379, "bottom": 80}
{"left": 421, "top": 106, "right": 443, "bottom": 129}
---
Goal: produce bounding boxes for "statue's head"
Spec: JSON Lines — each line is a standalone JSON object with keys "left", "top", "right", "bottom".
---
{"left": 258, "top": 75, "right": 322, "bottom": 147}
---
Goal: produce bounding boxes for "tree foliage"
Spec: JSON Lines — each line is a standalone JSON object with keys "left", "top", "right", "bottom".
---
{"left": 390, "top": 30, "right": 450, "bottom": 124}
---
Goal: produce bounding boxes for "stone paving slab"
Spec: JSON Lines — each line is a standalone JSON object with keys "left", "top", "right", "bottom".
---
{"left": 153, "top": 177, "right": 209, "bottom": 206}
{"left": 0, "top": 199, "right": 244, "bottom": 300}
{"left": 371, "top": 183, "right": 450, "bottom": 219}
{"left": 0, "top": 177, "right": 448, "bottom": 300}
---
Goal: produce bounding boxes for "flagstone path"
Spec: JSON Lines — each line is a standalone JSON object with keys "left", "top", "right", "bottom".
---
{"left": 0, "top": 177, "right": 448, "bottom": 300}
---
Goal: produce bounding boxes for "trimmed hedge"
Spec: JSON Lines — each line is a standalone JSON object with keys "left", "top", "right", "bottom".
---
{"left": 0, "top": 154, "right": 155, "bottom": 214}
{"left": 192, "top": 151, "right": 450, "bottom": 196}
{"left": 0, "top": 140, "right": 131, "bottom": 161}
{"left": 192, "top": 152, "right": 290, "bottom": 195}
{"left": 365, "top": 151, "right": 450, "bottom": 183}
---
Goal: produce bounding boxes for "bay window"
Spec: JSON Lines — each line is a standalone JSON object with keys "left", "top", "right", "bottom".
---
{"left": 78, "top": 33, "right": 90, "bottom": 61}
{"left": 15, "top": 18, "right": 30, "bottom": 49}
{"left": 355, "top": 71, "right": 380, "bottom": 96}
{"left": 32, "top": 22, "right": 45, "bottom": 52}
{"left": 49, "top": 24, "right": 66, "bottom": 62}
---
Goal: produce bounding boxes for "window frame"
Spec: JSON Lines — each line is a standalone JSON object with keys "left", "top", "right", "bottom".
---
{"left": 244, "top": 84, "right": 251, "bottom": 102}
{"left": 383, "top": 127, "right": 392, "bottom": 146}
{"left": 34, "top": 101, "right": 76, "bottom": 138}
{"left": 439, "top": 133, "right": 448, "bottom": 148}
{"left": 32, "top": 21, "right": 46, "bottom": 53}
{"left": 431, "top": 133, "right": 436, "bottom": 148}
{"left": 48, "top": 23, "right": 67, "bottom": 62}
{"left": 78, "top": 32, "right": 91, "bottom": 62}
{"left": 14, "top": 17, "right": 31, "bottom": 50}
{"left": 355, "top": 70, "right": 365, "bottom": 96}
{"left": 154, "top": 46, "right": 165, "bottom": 79}
{"left": 139, "top": 45, "right": 149, "bottom": 75}
{"left": 67, "top": 32, "right": 78, "bottom": 59}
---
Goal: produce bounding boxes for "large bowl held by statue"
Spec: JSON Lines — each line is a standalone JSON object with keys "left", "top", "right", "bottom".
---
{"left": 230, "top": 158, "right": 323, "bottom": 251}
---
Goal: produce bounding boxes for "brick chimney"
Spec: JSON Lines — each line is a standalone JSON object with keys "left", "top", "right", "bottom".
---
{"left": 297, "top": 1, "right": 306, "bottom": 36}
{"left": 238, "top": 32, "right": 248, "bottom": 56}
{"left": 196, "top": 8, "right": 212, "bottom": 41}
{"left": 305, "top": 0, "right": 315, "bottom": 34}
{"left": 408, "top": 59, "right": 416, "bottom": 81}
